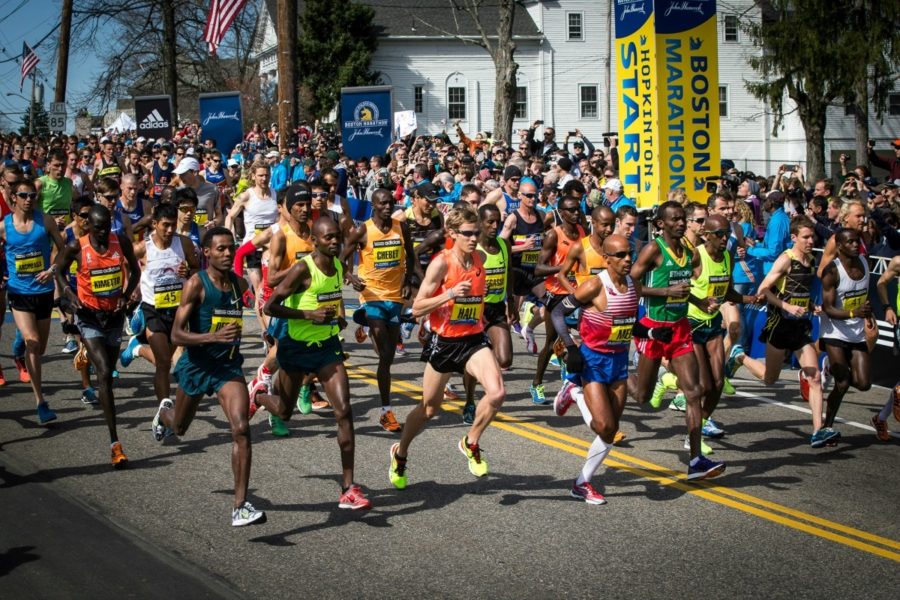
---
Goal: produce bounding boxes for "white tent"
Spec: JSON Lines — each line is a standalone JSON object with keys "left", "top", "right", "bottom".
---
{"left": 108, "top": 112, "right": 136, "bottom": 133}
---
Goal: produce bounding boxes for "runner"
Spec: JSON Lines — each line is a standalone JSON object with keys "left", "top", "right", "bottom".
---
{"left": 341, "top": 188, "right": 419, "bottom": 433}
{"left": 399, "top": 182, "right": 444, "bottom": 343}
{"left": 150, "top": 144, "right": 175, "bottom": 202}
{"left": 874, "top": 254, "right": 900, "bottom": 440}
{"left": 55, "top": 204, "right": 141, "bottom": 467}
{"left": 0, "top": 179, "right": 66, "bottom": 423}
{"left": 461, "top": 203, "right": 515, "bottom": 424}
{"left": 484, "top": 165, "right": 522, "bottom": 217}
{"left": 261, "top": 217, "right": 372, "bottom": 509}
{"left": 92, "top": 139, "right": 123, "bottom": 183}
{"left": 117, "top": 173, "right": 153, "bottom": 240}
{"left": 818, "top": 229, "right": 872, "bottom": 441}
{"left": 724, "top": 217, "right": 833, "bottom": 447}
{"left": 153, "top": 226, "right": 266, "bottom": 527}
{"left": 389, "top": 206, "right": 506, "bottom": 489}
{"left": 628, "top": 201, "right": 726, "bottom": 480}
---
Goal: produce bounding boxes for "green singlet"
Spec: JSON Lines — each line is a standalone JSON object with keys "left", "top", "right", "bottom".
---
{"left": 479, "top": 240, "right": 509, "bottom": 304}
{"left": 688, "top": 245, "right": 731, "bottom": 321}
{"left": 643, "top": 237, "right": 693, "bottom": 322}
{"left": 284, "top": 254, "right": 344, "bottom": 343}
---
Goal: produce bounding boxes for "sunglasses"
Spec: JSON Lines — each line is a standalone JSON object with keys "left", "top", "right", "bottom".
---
{"left": 211, "top": 159, "right": 221, "bottom": 163}
{"left": 15, "top": 191, "right": 37, "bottom": 199}
{"left": 77, "top": 211, "right": 91, "bottom": 219}
{"left": 178, "top": 206, "right": 196, "bottom": 213}
{"left": 311, "top": 192, "right": 328, "bottom": 198}
{"left": 706, "top": 228, "right": 729, "bottom": 237}
{"left": 455, "top": 229, "right": 479, "bottom": 237}
{"left": 688, "top": 217, "right": 706, "bottom": 224}
{"left": 176, "top": 152, "right": 184, "bottom": 156}
{"left": 559, "top": 206, "right": 580, "bottom": 212}
{"left": 605, "top": 251, "right": 630, "bottom": 259}
{"left": 101, "top": 194, "right": 118, "bottom": 201}
{"left": 520, "top": 192, "right": 537, "bottom": 199}
{"left": 24, "top": 146, "right": 33, "bottom": 150}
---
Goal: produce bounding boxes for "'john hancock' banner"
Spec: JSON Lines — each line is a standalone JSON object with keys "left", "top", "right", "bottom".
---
{"left": 199, "top": 92, "right": 243, "bottom": 154}
{"left": 341, "top": 86, "right": 393, "bottom": 161}
{"left": 615, "top": 0, "right": 720, "bottom": 208}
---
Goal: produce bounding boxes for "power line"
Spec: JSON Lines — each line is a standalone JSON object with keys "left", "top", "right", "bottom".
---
{"left": 0, "top": 22, "right": 61, "bottom": 64}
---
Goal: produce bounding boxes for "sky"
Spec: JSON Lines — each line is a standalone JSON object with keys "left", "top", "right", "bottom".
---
{"left": 0, "top": 0, "right": 103, "bottom": 131}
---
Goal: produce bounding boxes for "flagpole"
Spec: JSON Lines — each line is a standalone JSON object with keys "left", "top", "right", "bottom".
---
{"left": 28, "top": 71, "right": 35, "bottom": 135}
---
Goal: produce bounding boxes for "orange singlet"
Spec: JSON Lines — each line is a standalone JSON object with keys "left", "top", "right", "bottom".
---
{"left": 429, "top": 249, "right": 486, "bottom": 338}
{"left": 76, "top": 233, "right": 125, "bottom": 311}
{"left": 545, "top": 224, "right": 585, "bottom": 295}
{"left": 358, "top": 218, "right": 405, "bottom": 304}
{"left": 574, "top": 235, "right": 607, "bottom": 286}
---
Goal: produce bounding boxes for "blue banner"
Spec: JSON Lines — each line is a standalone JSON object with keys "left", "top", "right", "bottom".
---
{"left": 198, "top": 92, "right": 243, "bottom": 155}
{"left": 341, "top": 86, "right": 392, "bottom": 160}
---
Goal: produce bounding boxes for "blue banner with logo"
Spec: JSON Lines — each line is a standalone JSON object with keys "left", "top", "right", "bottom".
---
{"left": 198, "top": 92, "right": 243, "bottom": 155}
{"left": 341, "top": 86, "right": 393, "bottom": 160}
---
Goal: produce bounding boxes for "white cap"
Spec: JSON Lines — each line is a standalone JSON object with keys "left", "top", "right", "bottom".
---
{"left": 265, "top": 150, "right": 280, "bottom": 159}
{"left": 185, "top": 147, "right": 196, "bottom": 156}
{"left": 100, "top": 136, "right": 110, "bottom": 144}
{"left": 603, "top": 178, "right": 623, "bottom": 193}
{"left": 136, "top": 136, "right": 146, "bottom": 143}
{"left": 173, "top": 157, "right": 200, "bottom": 175}
{"left": 227, "top": 158, "right": 240, "bottom": 167}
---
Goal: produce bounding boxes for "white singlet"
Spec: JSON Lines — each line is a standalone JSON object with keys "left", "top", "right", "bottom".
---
{"left": 242, "top": 188, "right": 279, "bottom": 244}
{"left": 140, "top": 233, "right": 187, "bottom": 309}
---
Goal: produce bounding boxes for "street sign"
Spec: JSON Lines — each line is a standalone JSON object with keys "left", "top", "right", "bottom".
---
{"left": 49, "top": 102, "right": 66, "bottom": 132}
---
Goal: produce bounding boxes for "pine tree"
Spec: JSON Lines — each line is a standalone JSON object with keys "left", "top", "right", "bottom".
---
{"left": 20, "top": 101, "right": 50, "bottom": 136}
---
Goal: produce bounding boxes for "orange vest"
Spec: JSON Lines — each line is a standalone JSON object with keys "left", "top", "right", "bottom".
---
{"left": 429, "top": 249, "right": 486, "bottom": 338}
{"left": 545, "top": 225, "right": 585, "bottom": 295}
{"left": 574, "top": 235, "right": 607, "bottom": 286}
{"left": 358, "top": 218, "right": 405, "bottom": 304}
{"left": 76, "top": 234, "right": 125, "bottom": 311}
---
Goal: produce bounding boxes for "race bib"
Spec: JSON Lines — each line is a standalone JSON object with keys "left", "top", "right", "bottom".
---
{"left": 14, "top": 251, "right": 44, "bottom": 276}
{"left": 842, "top": 289, "right": 867, "bottom": 312}
{"left": 373, "top": 238, "right": 402, "bottom": 269}
{"left": 69, "top": 260, "right": 78, "bottom": 275}
{"left": 194, "top": 209, "right": 208, "bottom": 226}
{"left": 49, "top": 208, "right": 71, "bottom": 226}
{"left": 317, "top": 290, "right": 343, "bottom": 325}
{"left": 485, "top": 267, "right": 505, "bottom": 296}
{"left": 450, "top": 295, "right": 483, "bottom": 324}
{"left": 211, "top": 307, "right": 243, "bottom": 345}
{"left": 89, "top": 266, "right": 123, "bottom": 297}
{"left": 514, "top": 235, "right": 541, "bottom": 268}
{"left": 255, "top": 222, "right": 273, "bottom": 233}
{"left": 666, "top": 275, "right": 691, "bottom": 305}
{"left": 154, "top": 282, "right": 183, "bottom": 308}
{"left": 709, "top": 275, "right": 730, "bottom": 303}
{"left": 788, "top": 294, "right": 810, "bottom": 309}
{"left": 609, "top": 315, "right": 636, "bottom": 344}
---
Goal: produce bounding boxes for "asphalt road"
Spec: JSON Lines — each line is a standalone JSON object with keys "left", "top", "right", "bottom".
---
{"left": 1, "top": 309, "right": 899, "bottom": 599}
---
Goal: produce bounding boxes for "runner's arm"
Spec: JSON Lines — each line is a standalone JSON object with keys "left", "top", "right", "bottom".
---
{"left": 411, "top": 253, "right": 451, "bottom": 318}
{"left": 264, "top": 262, "right": 319, "bottom": 321}
{"left": 533, "top": 228, "right": 559, "bottom": 277}
{"left": 877, "top": 256, "right": 900, "bottom": 325}
{"left": 53, "top": 241, "right": 81, "bottom": 305}
{"left": 499, "top": 212, "right": 516, "bottom": 241}
{"left": 550, "top": 276, "right": 602, "bottom": 347}
{"left": 171, "top": 276, "right": 234, "bottom": 346}
{"left": 758, "top": 253, "right": 795, "bottom": 311}
{"left": 554, "top": 242, "right": 582, "bottom": 295}
{"left": 819, "top": 262, "right": 855, "bottom": 320}
{"left": 400, "top": 220, "right": 423, "bottom": 293}
{"left": 817, "top": 236, "right": 837, "bottom": 278}
{"left": 267, "top": 230, "right": 289, "bottom": 287}
{"left": 224, "top": 191, "right": 248, "bottom": 231}
{"left": 44, "top": 213, "right": 66, "bottom": 253}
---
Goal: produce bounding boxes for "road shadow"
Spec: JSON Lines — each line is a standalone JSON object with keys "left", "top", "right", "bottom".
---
{"left": 0, "top": 545, "right": 40, "bottom": 577}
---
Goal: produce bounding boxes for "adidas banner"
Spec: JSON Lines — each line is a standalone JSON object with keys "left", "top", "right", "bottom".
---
{"left": 198, "top": 92, "right": 243, "bottom": 155}
{"left": 340, "top": 86, "right": 393, "bottom": 160}
{"left": 134, "top": 95, "right": 173, "bottom": 140}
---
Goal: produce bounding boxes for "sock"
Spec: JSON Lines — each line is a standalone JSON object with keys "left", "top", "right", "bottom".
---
{"left": 576, "top": 436, "right": 610, "bottom": 485}
{"left": 381, "top": 405, "right": 392, "bottom": 414}
{"left": 878, "top": 396, "right": 893, "bottom": 421}
{"left": 110, "top": 441, "right": 119, "bottom": 448}
{"left": 574, "top": 390, "right": 592, "bottom": 429}
{"left": 690, "top": 456, "right": 701, "bottom": 466}
{"left": 661, "top": 372, "right": 678, "bottom": 389}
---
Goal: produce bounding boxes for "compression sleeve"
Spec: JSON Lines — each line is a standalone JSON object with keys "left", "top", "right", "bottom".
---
{"left": 233, "top": 239, "right": 257, "bottom": 278}
{"left": 550, "top": 294, "right": 585, "bottom": 347}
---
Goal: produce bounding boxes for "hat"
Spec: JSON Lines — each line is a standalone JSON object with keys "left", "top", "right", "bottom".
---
{"left": 325, "top": 150, "right": 340, "bottom": 161}
{"left": 136, "top": 136, "right": 146, "bottom": 143}
{"left": 603, "top": 178, "right": 623, "bottom": 193}
{"left": 503, "top": 165, "right": 523, "bottom": 180}
{"left": 173, "top": 157, "right": 200, "bottom": 175}
{"left": 285, "top": 181, "right": 311, "bottom": 208}
{"left": 573, "top": 140, "right": 584, "bottom": 148}
{"left": 413, "top": 181, "right": 439, "bottom": 201}
{"left": 227, "top": 158, "right": 240, "bottom": 168}
{"left": 185, "top": 147, "right": 196, "bottom": 156}
{"left": 302, "top": 158, "right": 315, "bottom": 168}
{"left": 557, "top": 157, "right": 573, "bottom": 171}
{"left": 460, "top": 155, "right": 475, "bottom": 165}
{"left": 265, "top": 150, "right": 280, "bottom": 159}
{"left": 100, "top": 136, "right": 110, "bottom": 144}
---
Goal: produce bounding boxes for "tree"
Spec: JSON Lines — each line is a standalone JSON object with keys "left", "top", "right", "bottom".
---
{"left": 20, "top": 101, "right": 50, "bottom": 136}
{"left": 296, "top": 0, "right": 379, "bottom": 120}
{"left": 415, "top": 1, "right": 518, "bottom": 143}
{"left": 745, "top": 1, "right": 861, "bottom": 179}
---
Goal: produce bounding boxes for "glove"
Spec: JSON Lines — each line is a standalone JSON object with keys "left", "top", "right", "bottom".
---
{"left": 650, "top": 326, "right": 674, "bottom": 343}
{"left": 564, "top": 344, "right": 584, "bottom": 374}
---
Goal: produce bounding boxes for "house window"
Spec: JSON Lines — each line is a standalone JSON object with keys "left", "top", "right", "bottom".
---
{"left": 723, "top": 15, "right": 739, "bottom": 42}
{"left": 844, "top": 103, "right": 855, "bottom": 116}
{"left": 448, "top": 86, "right": 466, "bottom": 120}
{"left": 580, "top": 85, "right": 598, "bottom": 119}
{"left": 719, "top": 85, "right": 728, "bottom": 118}
{"left": 889, "top": 93, "right": 900, "bottom": 116}
{"left": 515, "top": 86, "right": 527, "bottom": 119}
{"left": 568, "top": 12, "right": 583, "bottom": 41}
{"left": 414, "top": 85, "right": 423, "bottom": 113}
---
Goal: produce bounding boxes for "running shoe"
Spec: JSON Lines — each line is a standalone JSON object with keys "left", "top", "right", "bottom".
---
{"left": 649, "top": 380, "right": 668, "bottom": 409}
{"left": 871, "top": 414, "right": 890, "bottom": 442}
{"left": 810, "top": 427, "right": 841, "bottom": 448}
{"left": 112, "top": 370, "right": 119, "bottom": 379}
{"left": 462, "top": 402, "right": 476, "bottom": 424}
{"left": 231, "top": 501, "right": 266, "bottom": 527}
{"left": 519, "top": 301, "right": 535, "bottom": 330}
{"left": 549, "top": 354, "right": 561, "bottom": 368}
{"left": 522, "top": 327, "right": 537, "bottom": 355}
{"left": 553, "top": 380, "right": 578, "bottom": 416}
{"left": 401, "top": 322, "right": 415, "bottom": 340}
{"left": 269, "top": 414, "right": 290, "bottom": 437}
{"left": 37, "top": 402, "right": 57, "bottom": 425}
{"left": 296, "top": 384, "right": 312, "bottom": 414}
{"left": 311, "top": 391, "right": 329, "bottom": 411}
{"left": 458, "top": 436, "right": 488, "bottom": 477}
{"left": 0, "top": 366, "right": 6, "bottom": 387}
{"left": 443, "top": 383, "right": 461, "bottom": 400}
{"left": 512, "top": 322, "right": 522, "bottom": 336}
{"left": 893, "top": 384, "right": 900, "bottom": 422}
{"left": 62, "top": 336, "right": 78, "bottom": 354}
{"left": 722, "top": 378, "right": 735, "bottom": 395}
{"left": 819, "top": 353, "right": 831, "bottom": 393}
{"left": 15, "top": 357, "right": 30, "bottom": 383}
{"left": 119, "top": 335, "right": 141, "bottom": 368}
{"left": 669, "top": 393, "right": 687, "bottom": 412}
{"left": 530, "top": 383, "right": 547, "bottom": 405}
{"left": 613, "top": 431, "right": 627, "bottom": 445}
{"left": 570, "top": 481, "right": 607, "bottom": 505}
{"left": 257, "top": 365, "right": 273, "bottom": 393}
{"left": 798, "top": 371, "right": 810, "bottom": 403}
{"left": 559, "top": 361, "right": 568, "bottom": 383}
{"left": 389, "top": 442, "right": 408, "bottom": 489}
{"left": 380, "top": 409, "right": 402, "bottom": 432}
{"left": 724, "top": 344, "right": 744, "bottom": 379}
{"left": 354, "top": 326, "right": 368, "bottom": 343}
{"left": 81, "top": 387, "right": 99, "bottom": 406}
{"left": 701, "top": 417, "right": 725, "bottom": 439}
{"left": 687, "top": 456, "right": 725, "bottom": 480}
{"left": 395, "top": 342, "right": 407, "bottom": 357}
{"left": 128, "top": 306, "right": 145, "bottom": 337}
{"left": 152, "top": 398, "right": 174, "bottom": 441}
{"left": 110, "top": 441, "right": 128, "bottom": 469}
{"left": 683, "top": 435, "right": 713, "bottom": 456}
{"left": 247, "top": 378, "right": 266, "bottom": 419}
{"left": 338, "top": 484, "right": 373, "bottom": 510}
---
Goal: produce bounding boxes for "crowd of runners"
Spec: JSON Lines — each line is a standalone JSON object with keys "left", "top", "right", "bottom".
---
{"left": 1, "top": 121, "right": 899, "bottom": 526}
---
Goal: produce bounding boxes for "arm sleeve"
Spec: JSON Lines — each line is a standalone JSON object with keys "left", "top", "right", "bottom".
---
{"left": 233, "top": 239, "right": 257, "bottom": 278}
{"left": 582, "top": 136, "right": 595, "bottom": 156}
{"left": 549, "top": 294, "right": 584, "bottom": 347}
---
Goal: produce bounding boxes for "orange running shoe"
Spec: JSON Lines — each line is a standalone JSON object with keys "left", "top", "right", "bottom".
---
{"left": 613, "top": 430, "right": 627, "bottom": 445}
{"left": 354, "top": 326, "right": 368, "bottom": 344}
{"left": 379, "top": 408, "right": 402, "bottom": 432}
{"left": 14, "top": 357, "right": 30, "bottom": 383}
{"left": 0, "top": 365, "right": 6, "bottom": 386}
{"left": 871, "top": 415, "right": 890, "bottom": 442}
{"left": 311, "top": 390, "right": 330, "bottom": 411}
{"left": 110, "top": 442, "right": 128, "bottom": 469}
{"left": 893, "top": 384, "right": 900, "bottom": 422}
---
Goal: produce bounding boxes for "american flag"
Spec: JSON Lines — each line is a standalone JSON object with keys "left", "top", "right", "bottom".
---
{"left": 203, "top": 0, "right": 248, "bottom": 55}
{"left": 20, "top": 42, "right": 39, "bottom": 90}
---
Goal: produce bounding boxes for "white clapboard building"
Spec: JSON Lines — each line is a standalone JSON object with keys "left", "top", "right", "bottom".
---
{"left": 253, "top": 0, "right": 900, "bottom": 177}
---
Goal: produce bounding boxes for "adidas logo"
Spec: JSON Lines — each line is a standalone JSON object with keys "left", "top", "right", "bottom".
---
{"left": 139, "top": 109, "right": 169, "bottom": 130}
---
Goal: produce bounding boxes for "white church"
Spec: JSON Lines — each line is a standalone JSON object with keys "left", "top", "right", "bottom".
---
{"left": 252, "top": 0, "right": 900, "bottom": 177}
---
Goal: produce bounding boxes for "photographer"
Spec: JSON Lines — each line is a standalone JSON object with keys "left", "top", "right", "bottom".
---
{"left": 745, "top": 190, "right": 791, "bottom": 276}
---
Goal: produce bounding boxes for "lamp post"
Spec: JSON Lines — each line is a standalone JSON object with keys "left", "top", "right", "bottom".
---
{"left": 6, "top": 89, "right": 34, "bottom": 135}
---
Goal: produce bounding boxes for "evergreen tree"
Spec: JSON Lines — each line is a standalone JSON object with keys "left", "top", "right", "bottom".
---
{"left": 20, "top": 101, "right": 49, "bottom": 136}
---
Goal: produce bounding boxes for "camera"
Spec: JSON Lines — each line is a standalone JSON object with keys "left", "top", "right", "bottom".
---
{"left": 706, "top": 181, "right": 718, "bottom": 193}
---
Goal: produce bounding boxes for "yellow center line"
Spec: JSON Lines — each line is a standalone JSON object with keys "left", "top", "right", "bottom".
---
{"left": 345, "top": 364, "right": 900, "bottom": 561}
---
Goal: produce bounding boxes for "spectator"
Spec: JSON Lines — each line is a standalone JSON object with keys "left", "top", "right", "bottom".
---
{"left": 867, "top": 138, "right": 900, "bottom": 182}
{"left": 746, "top": 190, "right": 790, "bottom": 276}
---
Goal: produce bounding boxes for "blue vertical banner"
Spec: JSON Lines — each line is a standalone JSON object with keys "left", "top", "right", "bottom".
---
{"left": 198, "top": 92, "right": 244, "bottom": 154}
{"left": 341, "top": 86, "right": 393, "bottom": 160}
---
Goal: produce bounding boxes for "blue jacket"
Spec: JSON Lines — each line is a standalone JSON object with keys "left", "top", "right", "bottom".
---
{"left": 746, "top": 207, "right": 789, "bottom": 276}
{"left": 270, "top": 163, "right": 288, "bottom": 192}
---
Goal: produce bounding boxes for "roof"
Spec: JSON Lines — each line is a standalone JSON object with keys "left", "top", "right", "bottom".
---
{"left": 262, "top": 0, "right": 541, "bottom": 39}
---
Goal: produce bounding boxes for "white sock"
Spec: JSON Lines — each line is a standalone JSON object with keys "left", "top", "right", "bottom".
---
{"left": 878, "top": 396, "right": 893, "bottom": 421}
{"left": 381, "top": 405, "right": 392, "bottom": 414}
{"left": 574, "top": 390, "right": 592, "bottom": 428}
{"left": 576, "top": 436, "right": 610, "bottom": 485}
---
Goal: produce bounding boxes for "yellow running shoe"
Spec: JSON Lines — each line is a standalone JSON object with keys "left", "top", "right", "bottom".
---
{"left": 613, "top": 430, "right": 627, "bottom": 445}
{"left": 458, "top": 436, "right": 489, "bottom": 477}
{"left": 722, "top": 378, "right": 735, "bottom": 395}
{"left": 389, "top": 443, "right": 408, "bottom": 489}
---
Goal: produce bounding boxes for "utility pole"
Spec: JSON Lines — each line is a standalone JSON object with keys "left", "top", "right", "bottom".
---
{"left": 54, "top": 0, "right": 73, "bottom": 103}
{"left": 276, "top": 0, "right": 298, "bottom": 151}
{"left": 162, "top": 0, "right": 178, "bottom": 127}
{"left": 29, "top": 73, "right": 36, "bottom": 135}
